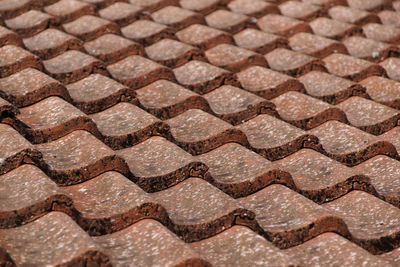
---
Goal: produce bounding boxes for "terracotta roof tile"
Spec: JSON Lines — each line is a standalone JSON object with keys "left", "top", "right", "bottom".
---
{"left": 279, "top": 0, "right": 324, "bottom": 21}
{"left": 378, "top": 127, "right": 400, "bottom": 155}
{"left": 233, "top": 28, "right": 288, "bottom": 54}
{"left": 342, "top": 36, "right": 399, "bottom": 61}
{"left": 0, "top": 45, "right": 40, "bottom": 78}
{"left": 0, "top": 0, "right": 38, "bottom": 20}
{"left": 0, "top": 97, "right": 18, "bottom": 118}
{"left": 179, "top": 0, "right": 220, "bottom": 14}
{"left": 379, "top": 57, "right": 400, "bottom": 81}
{"left": 206, "top": 9, "right": 252, "bottom": 34}
{"left": 328, "top": 5, "right": 381, "bottom": 25}
{"left": 378, "top": 10, "right": 400, "bottom": 27}
{"left": 228, "top": 0, "right": 279, "bottom": 18}
{"left": 0, "top": 25, "right": 21, "bottom": 47}
{"left": 346, "top": 0, "right": 392, "bottom": 12}
{"left": 309, "top": 17, "right": 362, "bottom": 40}
{"left": 257, "top": 14, "right": 312, "bottom": 37}
{"left": 359, "top": 76, "right": 400, "bottom": 108}
{"left": 151, "top": 6, "right": 205, "bottom": 29}
{"left": 44, "top": 0, "right": 95, "bottom": 23}
{"left": 121, "top": 20, "right": 175, "bottom": 46}
{"left": 363, "top": 23, "right": 400, "bottom": 44}
{"left": 98, "top": 2, "right": 143, "bottom": 26}
{"left": 129, "top": 0, "right": 179, "bottom": 12}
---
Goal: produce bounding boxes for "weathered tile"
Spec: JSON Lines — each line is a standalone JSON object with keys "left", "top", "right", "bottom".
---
{"left": 257, "top": 14, "right": 312, "bottom": 37}
{"left": 63, "top": 15, "right": 119, "bottom": 41}
{"left": 0, "top": 45, "right": 40, "bottom": 78}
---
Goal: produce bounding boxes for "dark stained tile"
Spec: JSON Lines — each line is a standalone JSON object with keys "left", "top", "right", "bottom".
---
{"left": 363, "top": 23, "right": 400, "bottom": 44}
{"left": 23, "top": 29, "right": 82, "bottom": 60}
{"left": 279, "top": 0, "right": 323, "bottom": 21}
{"left": 205, "top": 43, "right": 267, "bottom": 72}
{"left": 206, "top": 9, "right": 252, "bottom": 34}
{"left": 257, "top": 14, "right": 312, "bottom": 37}
{"left": 173, "top": 60, "right": 239, "bottom": 94}
{"left": 166, "top": 109, "right": 248, "bottom": 154}
{"left": 265, "top": 48, "right": 326, "bottom": 77}
{"left": 107, "top": 55, "right": 175, "bottom": 89}
{"left": 153, "top": 178, "right": 254, "bottom": 242}
{"left": 342, "top": 36, "right": 399, "bottom": 61}
{"left": 309, "top": 17, "right": 362, "bottom": 40}
{"left": 336, "top": 96, "right": 400, "bottom": 135}
{"left": 379, "top": 57, "right": 400, "bottom": 81}
{"left": 99, "top": 2, "right": 143, "bottom": 26}
{"left": 236, "top": 66, "right": 305, "bottom": 99}
{"left": 66, "top": 74, "right": 136, "bottom": 114}
{"left": 129, "top": 0, "right": 179, "bottom": 12}
{"left": 271, "top": 91, "right": 347, "bottom": 129}
{"left": 228, "top": 0, "right": 279, "bottom": 18}
{"left": 43, "top": 50, "right": 106, "bottom": 84}
{"left": 0, "top": 97, "right": 18, "bottom": 118}
{"left": 0, "top": 45, "right": 40, "bottom": 78}
{"left": 359, "top": 76, "right": 400, "bottom": 109}
{"left": 84, "top": 34, "right": 144, "bottom": 65}
{"left": 44, "top": 0, "right": 95, "bottom": 23}
{"left": 151, "top": 5, "right": 205, "bottom": 29}
{"left": 233, "top": 28, "right": 288, "bottom": 54}
{"left": 0, "top": 212, "right": 111, "bottom": 266}
{"left": 236, "top": 114, "right": 320, "bottom": 160}
{"left": 121, "top": 20, "right": 175, "bottom": 46}
{"left": 179, "top": 0, "right": 220, "bottom": 15}
{"left": 328, "top": 5, "right": 381, "bottom": 25}
{"left": 117, "top": 136, "right": 206, "bottom": 192}
{"left": 0, "top": 25, "right": 21, "bottom": 47}
{"left": 79, "top": 0, "right": 119, "bottom": 9}
{"left": 62, "top": 15, "right": 119, "bottom": 41}
{"left": 176, "top": 24, "right": 233, "bottom": 50}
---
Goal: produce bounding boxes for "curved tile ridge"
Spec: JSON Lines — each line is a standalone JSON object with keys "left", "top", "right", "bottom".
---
{"left": 0, "top": 97, "right": 18, "bottom": 119}
{"left": 0, "top": 212, "right": 111, "bottom": 266}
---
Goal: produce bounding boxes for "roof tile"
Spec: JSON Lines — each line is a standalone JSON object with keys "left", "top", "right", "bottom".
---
{"left": 0, "top": 25, "right": 21, "bottom": 47}
{"left": 98, "top": 2, "right": 143, "bottom": 26}
{"left": 279, "top": 1, "right": 323, "bottom": 21}
{"left": 363, "top": 23, "right": 400, "bottom": 44}
{"left": 228, "top": 0, "right": 279, "bottom": 18}
{"left": 206, "top": 9, "right": 252, "bottom": 34}
{"left": 342, "top": 36, "right": 398, "bottom": 61}
{"left": 129, "top": 0, "right": 179, "bottom": 12}
{"left": 44, "top": 0, "right": 95, "bottom": 23}
{"left": 121, "top": 20, "right": 175, "bottom": 46}
{"left": 379, "top": 57, "right": 400, "bottom": 81}
{"left": 179, "top": 0, "right": 220, "bottom": 14}
{"left": 234, "top": 28, "right": 288, "bottom": 54}
{"left": 310, "top": 17, "right": 362, "bottom": 40}
{"left": 151, "top": 6, "right": 205, "bottom": 29}
{"left": 0, "top": 45, "right": 40, "bottom": 78}
{"left": 359, "top": 76, "right": 400, "bottom": 108}
{"left": 328, "top": 5, "right": 380, "bottom": 25}
{"left": 257, "top": 14, "right": 312, "bottom": 37}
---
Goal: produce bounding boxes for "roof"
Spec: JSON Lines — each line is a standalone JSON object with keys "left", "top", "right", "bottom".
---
{"left": 1, "top": 0, "right": 400, "bottom": 266}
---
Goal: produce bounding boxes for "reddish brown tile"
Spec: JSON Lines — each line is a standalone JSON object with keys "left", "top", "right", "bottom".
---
{"left": 394, "top": 1, "right": 400, "bottom": 11}
{"left": 84, "top": 34, "right": 144, "bottom": 64}
{"left": 23, "top": 29, "right": 82, "bottom": 59}
{"left": 322, "top": 53, "right": 386, "bottom": 81}
{"left": 145, "top": 38, "right": 202, "bottom": 68}
{"left": 363, "top": 23, "right": 400, "bottom": 44}
{"left": 176, "top": 24, "right": 233, "bottom": 50}
{"left": 289, "top": 32, "right": 348, "bottom": 58}
{"left": 299, "top": 71, "right": 366, "bottom": 104}
{"left": 99, "top": 2, "right": 143, "bottom": 26}
{"left": 378, "top": 126, "right": 400, "bottom": 154}
{"left": 36, "top": 130, "right": 128, "bottom": 185}
{"left": 236, "top": 114, "right": 320, "bottom": 160}
{"left": 328, "top": 5, "right": 381, "bottom": 25}
{"left": 43, "top": 50, "right": 106, "bottom": 84}
{"left": 0, "top": 212, "right": 111, "bottom": 266}
{"left": 153, "top": 178, "right": 253, "bottom": 242}
{"left": 337, "top": 96, "right": 400, "bottom": 135}
{"left": 228, "top": 0, "right": 279, "bottom": 18}
{"left": 121, "top": 20, "right": 175, "bottom": 46}
{"left": 129, "top": 0, "right": 179, "bottom": 12}
{"left": 347, "top": 0, "right": 392, "bottom": 12}
{"left": 236, "top": 66, "right": 305, "bottom": 99}
{"left": 179, "top": 0, "right": 220, "bottom": 15}
{"left": 206, "top": 9, "right": 252, "bottom": 34}
{"left": 0, "top": 0, "right": 38, "bottom": 20}
{"left": 234, "top": 28, "right": 288, "bottom": 54}
{"left": 379, "top": 57, "right": 400, "bottom": 81}
{"left": 173, "top": 60, "right": 238, "bottom": 94}
{"left": 205, "top": 43, "right": 267, "bottom": 72}
{"left": 378, "top": 10, "right": 400, "bottom": 27}
{"left": 257, "top": 14, "right": 312, "bottom": 37}
{"left": 0, "top": 45, "right": 40, "bottom": 78}
{"left": 279, "top": 0, "right": 323, "bottom": 21}
{"left": 360, "top": 76, "right": 400, "bottom": 109}
{"left": 117, "top": 136, "right": 207, "bottom": 192}
{"left": 310, "top": 17, "right": 362, "bottom": 40}
{"left": 0, "top": 97, "right": 18, "bottom": 118}
{"left": 0, "top": 26, "right": 21, "bottom": 47}
{"left": 107, "top": 55, "right": 175, "bottom": 89}
{"left": 44, "top": 0, "right": 95, "bottom": 23}
{"left": 166, "top": 109, "right": 248, "bottom": 154}
{"left": 380, "top": 246, "right": 400, "bottom": 265}
{"left": 151, "top": 6, "right": 205, "bottom": 29}
{"left": 265, "top": 48, "right": 326, "bottom": 77}
{"left": 342, "top": 36, "right": 399, "bottom": 61}
{"left": 62, "top": 15, "right": 119, "bottom": 41}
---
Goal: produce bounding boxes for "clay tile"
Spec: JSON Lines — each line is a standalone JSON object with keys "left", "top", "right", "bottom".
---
{"left": 289, "top": 32, "right": 348, "bottom": 58}
{"left": 99, "top": 2, "right": 143, "bottom": 26}
{"left": 279, "top": 0, "right": 323, "bottom": 21}
{"left": 265, "top": 48, "right": 326, "bottom": 77}
{"left": 322, "top": 53, "right": 386, "bottom": 81}
{"left": 237, "top": 184, "right": 341, "bottom": 248}
{"left": 363, "top": 23, "right": 400, "bottom": 44}
{"left": 0, "top": 25, "right": 21, "bottom": 47}
{"left": 4, "top": 10, "right": 57, "bottom": 38}
{"left": 342, "top": 36, "right": 398, "bottom": 61}
{"left": 84, "top": 33, "right": 144, "bottom": 64}
{"left": 355, "top": 155, "right": 400, "bottom": 207}
{"left": 121, "top": 20, "right": 175, "bottom": 46}
{"left": 286, "top": 233, "right": 391, "bottom": 266}
{"left": 271, "top": 91, "right": 347, "bottom": 129}
{"left": 90, "top": 102, "right": 166, "bottom": 149}
{"left": 328, "top": 5, "right": 380, "bottom": 25}
{"left": 145, "top": 38, "right": 203, "bottom": 68}
{"left": 153, "top": 178, "right": 252, "bottom": 241}
{"left": 206, "top": 9, "right": 251, "bottom": 34}
{"left": 23, "top": 29, "right": 82, "bottom": 59}
{"left": 378, "top": 10, "right": 400, "bottom": 27}
{"left": 44, "top": 0, "right": 95, "bottom": 23}
{"left": 36, "top": 130, "right": 125, "bottom": 185}
{"left": 79, "top": 0, "right": 118, "bottom": 9}
{"left": 298, "top": 70, "right": 364, "bottom": 104}
{"left": 0, "top": 165, "right": 69, "bottom": 228}
{"left": 166, "top": 109, "right": 247, "bottom": 154}
{"left": 205, "top": 43, "right": 267, "bottom": 72}
{"left": 179, "top": 0, "right": 220, "bottom": 14}
{"left": 0, "top": 45, "right": 40, "bottom": 78}
{"left": 0, "top": 0, "right": 38, "bottom": 20}
{"left": 309, "top": 17, "right": 362, "bottom": 40}
{"left": 117, "top": 136, "right": 205, "bottom": 191}
{"left": 394, "top": 1, "right": 400, "bottom": 11}
{"left": 197, "top": 143, "right": 289, "bottom": 197}
{"left": 336, "top": 96, "right": 400, "bottom": 135}
{"left": 0, "top": 212, "right": 111, "bottom": 266}
{"left": 228, "top": 0, "right": 279, "bottom": 18}
{"left": 0, "top": 68, "right": 69, "bottom": 107}
{"left": 323, "top": 191, "right": 400, "bottom": 253}
{"left": 191, "top": 226, "right": 295, "bottom": 266}
{"left": 107, "top": 55, "right": 175, "bottom": 89}
{"left": 151, "top": 6, "right": 205, "bottom": 29}
{"left": 93, "top": 219, "right": 206, "bottom": 266}
{"left": 301, "top": 0, "right": 347, "bottom": 5}
{"left": 236, "top": 65, "right": 305, "bottom": 99}
{"left": 379, "top": 57, "right": 400, "bottom": 81}
{"left": 136, "top": 80, "right": 205, "bottom": 119}
{"left": 62, "top": 15, "right": 119, "bottom": 41}
{"left": 236, "top": 114, "right": 318, "bottom": 160}
{"left": 43, "top": 50, "right": 106, "bottom": 84}
{"left": 173, "top": 60, "right": 238, "bottom": 94}
{"left": 379, "top": 127, "right": 400, "bottom": 154}
{"left": 66, "top": 74, "right": 134, "bottom": 114}
{"left": 0, "top": 97, "right": 18, "bottom": 117}
{"left": 380, "top": 248, "right": 400, "bottom": 266}
{"left": 16, "top": 96, "right": 97, "bottom": 143}
{"left": 347, "top": 0, "right": 392, "bottom": 12}
{"left": 129, "top": 0, "right": 179, "bottom": 12}
{"left": 203, "top": 85, "right": 275, "bottom": 125}
{"left": 234, "top": 28, "right": 288, "bottom": 54}
{"left": 359, "top": 76, "right": 400, "bottom": 108}
{"left": 176, "top": 24, "right": 233, "bottom": 50}
{"left": 257, "top": 14, "right": 312, "bottom": 37}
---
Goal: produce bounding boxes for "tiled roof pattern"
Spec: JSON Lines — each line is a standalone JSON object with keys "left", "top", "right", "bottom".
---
{"left": 0, "top": 0, "right": 400, "bottom": 266}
